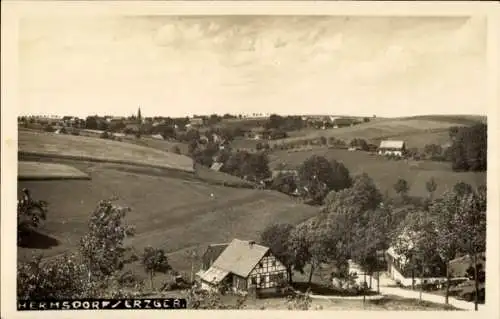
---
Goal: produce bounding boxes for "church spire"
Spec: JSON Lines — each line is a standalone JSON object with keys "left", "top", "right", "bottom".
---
{"left": 137, "top": 107, "right": 142, "bottom": 123}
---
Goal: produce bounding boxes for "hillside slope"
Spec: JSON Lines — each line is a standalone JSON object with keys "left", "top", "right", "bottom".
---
{"left": 18, "top": 160, "right": 317, "bottom": 274}
{"left": 18, "top": 130, "right": 194, "bottom": 172}
{"left": 271, "top": 115, "right": 485, "bottom": 149}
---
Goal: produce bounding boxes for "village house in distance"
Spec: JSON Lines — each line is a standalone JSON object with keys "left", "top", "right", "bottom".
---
{"left": 196, "top": 239, "right": 288, "bottom": 296}
{"left": 378, "top": 140, "right": 406, "bottom": 157}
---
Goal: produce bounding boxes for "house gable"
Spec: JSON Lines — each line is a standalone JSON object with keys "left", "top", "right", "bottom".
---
{"left": 246, "top": 250, "right": 288, "bottom": 289}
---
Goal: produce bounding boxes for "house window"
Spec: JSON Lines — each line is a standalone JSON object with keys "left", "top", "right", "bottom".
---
{"left": 272, "top": 261, "right": 276, "bottom": 267}
{"left": 259, "top": 262, "right": 263, "bottom": 268}
{"left": 251, "top": 276, "right": 257, "bottom": 285}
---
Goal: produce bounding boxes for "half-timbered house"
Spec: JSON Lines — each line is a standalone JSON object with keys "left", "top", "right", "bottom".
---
{"left": 196, "top": 239, "right": 288, "bottom": 296}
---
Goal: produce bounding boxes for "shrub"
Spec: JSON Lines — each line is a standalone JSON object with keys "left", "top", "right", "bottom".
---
{"left": 44, "top": 125, "right": 55, "bottom": 133}
{"left": 171, "top": 145, "right": 181, "bottom": 154}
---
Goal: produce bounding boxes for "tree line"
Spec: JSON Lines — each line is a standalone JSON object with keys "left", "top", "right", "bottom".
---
{"left": 261, "top": 173, "right": 486, "bottom": 308}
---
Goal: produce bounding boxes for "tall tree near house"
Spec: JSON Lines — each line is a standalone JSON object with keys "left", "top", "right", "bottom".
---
{"left": 429, "top": 191, "right": 462, "bottom": 305}
{"left": 392, "top": 210, "right": 438, "bottom": 296}
{"left": 141, "top": 247, "right": 172, "bottom": 290}
{"left": 350, "top": 206, "right": 391, "bottom": 290}
{"left": 79, "top": 200, "right": 136, "bottom": 283}
{"left": 288, "top": 221, "right": 313, "bottom": 281}
{"left": 454, "top": 190, "right": 486, "bottom": 311}
{"left": 260, "top": 223, "right": 295, "bottom": 283}
{"left": 324, "top": 172, "right": 384, "bottom": 266}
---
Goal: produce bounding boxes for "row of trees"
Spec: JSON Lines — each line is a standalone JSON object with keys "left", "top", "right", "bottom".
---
{"left": 392, "top": 184, "right": 486, "bottom": 308}
{"left": 262, "top": 171, "right": 486, "bottom": 308}
{"left": 261, "top": 173, "right": 390, "bottom": 287}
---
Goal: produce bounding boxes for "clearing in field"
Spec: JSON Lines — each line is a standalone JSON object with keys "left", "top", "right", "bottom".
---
{"left": 18, "top": 130, "right": 194, "bottom": 172}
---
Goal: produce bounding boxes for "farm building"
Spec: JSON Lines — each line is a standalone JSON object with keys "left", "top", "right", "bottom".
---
{"left": 332, "top": 118, "right": 354, "bottom": 128}
{"left": 189, "top": 117, "right": 204, "bottom": 127}
{"left": 196, "top": 239, "right": 288, "bottom": 295}
{"left": 378, "top": 140, "right": 406, "bottom": 157}
{"left": 385, "top": 246, "right": 447, "bottom": 287}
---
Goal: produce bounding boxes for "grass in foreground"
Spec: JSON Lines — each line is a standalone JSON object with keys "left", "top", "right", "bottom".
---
{"left": 18, "top": 130, "right": 194, "bottom": 172}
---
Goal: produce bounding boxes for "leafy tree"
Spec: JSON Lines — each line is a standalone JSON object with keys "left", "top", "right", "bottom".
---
{"left": 349, "top": 138, "right": 369, "bottom": 151}
{"left": 260, "top": 223, "right": 295, "bottom": 283}
{"left": 394, "top": 178, "right": 410, "bottom": 202}
{"left": 453, "top": 181, "right": 473, "bottom": 197}
{"left": 425, "top": 177, "right": 437, "bottom": 200}
{"left": 449, "top": 124, "right": 487, "bottom": 172}
{"left": 325, "top": 172, "right": 382, "bottom": 214}
{"left": 288, "top": 222, "right": 313, "bottom": 281}
{"left": 85, "top": 116, "right": 98, "bottom": 130}
{"left": 18, "top": 200, "right": 137, "bottom": 299}
{"left": 244, "top": 152, "right": 271, "bottom": 182}
{"left": 319, "top": 136, "right": 327, "bottom": 146}
{"left": 17, "top": 189, "right": 48, "bottom": 244}
{"left": 79, "top": 200, "right": 136, "bottom": 282}
{"left": 141, "top": 247, "right": 172, "bottom": 289}
{"left": 17, "top": 254, "right": 95, "bottom": 300}
{"left": 350, "top": 207, "right": 391, "bottom": 288}
{"left": 392, "top": 210, "right": 439, "bottom": 293}
{"left": 171, "top": 145, "right": 181, "bottom": 154}
{"left": 424, "top": 144, "right": 443, "bottom": 160}
{"left": 454, "top": 190, "right": 486, "bottom": 310}
{"left": 297, "top": 155, "right": 352, "bottom": 204}
{"left": 271, "top": 172, "right": 297, "bottom": 195}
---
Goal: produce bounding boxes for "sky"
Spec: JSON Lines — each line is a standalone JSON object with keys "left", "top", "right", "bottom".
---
{"left": 18, "top": 15, "right": 487, "bottom": 118}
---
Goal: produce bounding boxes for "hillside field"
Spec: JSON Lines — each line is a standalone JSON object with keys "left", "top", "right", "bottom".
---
{"left": 270, "top": 115, "right": 486, "bottom": 149}
{"left": 17, "top": 160, "right": 317, "bottom": 279}
{"left": 19, "top": 130, "right": 194, "bottom": 172}
{"left": 269, "top": 148, "right": 486, "bottom": 198}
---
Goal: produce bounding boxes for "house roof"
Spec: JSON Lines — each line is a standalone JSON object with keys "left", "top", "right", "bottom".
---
{"left": 211, "top": 239, "right": 270, "bottom": 278}
{"left": 199, "top": 266, "right": 230, "bottom": 284}
{"left": 210, "top": 162, "right": 224, "bottom": 172}
{"left": 379, "top": 140, "right": 405, "bottom": 149}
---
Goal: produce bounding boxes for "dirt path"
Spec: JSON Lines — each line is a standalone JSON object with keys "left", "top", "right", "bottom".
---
{"left": 375, "top": 272, "right": 482, "bottom": 311}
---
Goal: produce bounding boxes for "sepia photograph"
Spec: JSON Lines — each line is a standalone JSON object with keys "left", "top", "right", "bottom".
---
{"left": 2, "top": 1, "right": 499, "bottom": 318}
